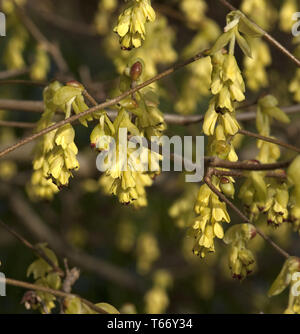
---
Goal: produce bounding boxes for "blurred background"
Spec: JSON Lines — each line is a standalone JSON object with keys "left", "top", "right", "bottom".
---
{"left": 0, "top": 0, "right": 300, "bottom": 314}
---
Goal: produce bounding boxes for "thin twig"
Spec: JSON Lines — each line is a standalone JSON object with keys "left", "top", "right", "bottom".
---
{"left": 0, "top": 79, "right": 48, "bottom": 87}
{"left": 0, "top": 68, "right": 29, "bottom": 80}
{"left": 218, "top": 0, "right": 300, "bottom": 67}
{"left": 208, "top": 157, "right": 292, "bottom": 171}
{"left": 1, "top": 98, "right": 300, "bottom": 123}
{"left": 239, "top": 129, "right": 300, "bottom": 154}
{"left": 0, "top": 276, "right": 107, "bottom": 314}
{"left": 204, "top": 168, "right": 291, "bottom": 259}
{"left": 0, "top": 50, "right": 206, "bottom": 159}
{"left": 212, "top": 169, "right": 286, "bottom": 179}
{"left": 0, "top": 120, "right": 35, "bottom": 128}
{"left": 0, "top": 219, "right": 64, "bottom": 276}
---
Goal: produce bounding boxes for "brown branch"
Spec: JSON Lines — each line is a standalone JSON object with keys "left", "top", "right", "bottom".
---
{"left": 218, "top": 0, "right": 300, "bottom": 67}
{"left": 0, "top": 276, "right": 107, "bottom": 314}
{"left": 0, "top": 79, "right": 48, "bottom": 87}
{"left": 207, "top": 157, "right": 291, "bottom": 171}
{"left": 212, "top": 169, "right": 286, "bottom": 179}
{"left": 0, "top": 50, "right": 206, "bottom": 159}
{"left": 0, "top": 219, "right": 64, "bottom": 276}
{"left": 0, "top": 99, "right": 45, "bottom": 113}
{"left": 0, "top": 68, "right": 29, "bottom": 80}
{"left": 204, "top": 168, "right": 291, "bottom": 259}
{"left": 0, "top": 120, "right": 35, "bottom": 128}
{"left": 1, "top": 97, "right": 300, "bottom": 123}
{"left": 238, "top": 129, "right": 300, "bottom": 154}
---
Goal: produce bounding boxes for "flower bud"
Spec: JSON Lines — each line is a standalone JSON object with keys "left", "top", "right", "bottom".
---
{"left": 130, "top": 61, "right": 143, "bottom": 81}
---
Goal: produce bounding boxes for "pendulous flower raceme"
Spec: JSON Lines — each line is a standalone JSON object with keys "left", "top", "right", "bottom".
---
{"left": 287, "top": 155, "right": 300, "bottom": 233}
{"left": 190, "top": 9, "right": 260, "bottom": 259}
{"left": 239, "top": 95, "right": 290, "bottom": 227}
{"left": 27, "top": 81, "right": 91, "bottom": 200}
{"left": 224, "top": 224, "right": 257, "bottom": 280}
{"left": 114, "top": 0, "right": 156, "bottom": 50}
{"left": 192, "top": 178, "right": 230, "bottom": 258}
{"left": 89, "top": 60, "right": 163, "bottom": 208}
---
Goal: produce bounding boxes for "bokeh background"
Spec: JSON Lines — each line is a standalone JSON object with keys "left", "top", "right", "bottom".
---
{"left": 0, "top": 0, "right": 300, "bottom": 314}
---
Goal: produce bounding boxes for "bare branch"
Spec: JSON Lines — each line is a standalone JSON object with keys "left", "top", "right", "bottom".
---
{"left": 238, "top": 129, "right": 300, "bottom": 154}
{"left": 0, "top": 219, "right": 64, "bottom": 276}
{"left": 0, "top": 50, "right": 206, "bottom": 159}
{"left": 0, "top": 68, "right": 29, "bottom": 80}
{"left": 0, "top": 276, "right": 108, "bottom": 314}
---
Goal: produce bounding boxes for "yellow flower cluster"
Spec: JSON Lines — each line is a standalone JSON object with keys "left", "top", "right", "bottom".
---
{"left": 224, "top": 224, "right": 256, "bottom": 280}
{"left": 136, "top": 233, "right": 160, "bottom": 275}
{"left": 30, "top": 45, "right": 50, "bottom": 81}
{"left": 107, "top": 16, "right": 177, "bottom": 80}
{"left": 144, "top": 270, "right": 172, "bottom": 314}
{"left": 288, "top": 156, "right": 300, "bottom": 233}
{"left": 203, "top": 51, "right": 244, "bottom": 137}
{"left": 207, "top": 123, "right": 238, "bottom": 162}
{"left": 95, "top": 108, "right": 158, "bottom": 208}
{"left": 114, "top": 0, "right": 156, "bottom": 50}
{"left": 268, "top": 257, "right": 300, "bottom": 314}
{"left": 52, "top": 82, "right": 92, "bottom": 126}
{"left": 28, "top": 81, "right": 88, "bottom": 200}
{"left": 239, "top": 95, "right": 290, "bottom": 227}
{"left": 91, "top": 61, "right": 163, "bottom": 208}
{"left": 279, "top": 0, "right": 298, "bottom": 32}
{"left": 3, "top": 24, "right": 28, "bottom": 69}
{"left": 190, "top": 10, "right": 260, "bottom": 259}
{"left": 26, "top": 244, "right": 61, "bottom": 313}
{"left": 192, "top": 178, "right": 230, "bottom": 258}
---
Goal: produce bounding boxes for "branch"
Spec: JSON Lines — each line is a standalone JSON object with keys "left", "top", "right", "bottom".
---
{"left": 0, "top": 276, "right": 107, "bottom": 314}
{"left": 212, "top": 169, "right": 286, "bottom": 180}
{"left": 204, "top": 168, "right": 291, "bottom": 259}
{"left": 0, "top": 219, "right": 64, "bottom": 276}
{"left": 218, "top": 0, "right": 300, "bottom": 67}
{"left": 0, "top": 120, "right": 35, "bottom": 128}
{"left": 238, "top": 129, "right": 300, "bottom": 154}
{"left": 0, "top": 50, "right": 206, "bottom": 159}
{"left": 0, "top": 68, "right": 29, "bottom": 80}
{"left": 0, "top": 79, "right": 47, "bottom": 87}
{"left": 1, "top": 98, "right": 300, "bottom": 124}
{"left": 207, "top": 157, "right": 292, "bottom": 171}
